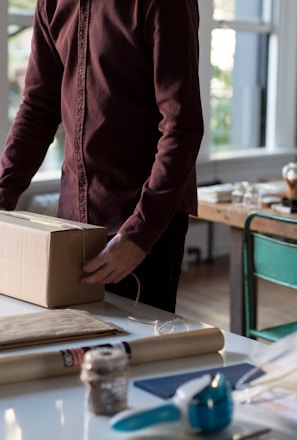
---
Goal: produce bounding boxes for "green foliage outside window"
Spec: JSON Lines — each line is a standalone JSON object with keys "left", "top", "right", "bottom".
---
{"left": 9, "top": 0, "right": 36, "bottom": 13}
{"left": 211, "top": 65, "right": 232, "bottom": 151}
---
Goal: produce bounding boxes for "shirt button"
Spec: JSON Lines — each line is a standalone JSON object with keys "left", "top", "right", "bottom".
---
{"left": 77, "top": 106, "right": 83, "bottom": 113}
{"left": 79, "top": 30, "right": 85, "bottom": 38}
{"left": 79, "top": 178, "right": 86, "bottom": 188}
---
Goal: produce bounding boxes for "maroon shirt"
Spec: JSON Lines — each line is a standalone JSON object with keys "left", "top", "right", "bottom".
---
{"left": 0, "top": 0, "right": 203, "bottom": 254}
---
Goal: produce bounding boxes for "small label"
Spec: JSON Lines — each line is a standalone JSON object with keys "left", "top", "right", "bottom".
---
{"left": 61, "top": 348, "right": 87, "bottom": 367}
{"left": 60, "top": 344, "right": 116, "bottom": 368}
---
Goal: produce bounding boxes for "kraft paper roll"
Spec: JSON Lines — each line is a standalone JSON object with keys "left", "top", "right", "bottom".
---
{"left": 128, "top": 327, "right": 224, "bottom": 365}
{"left": 0, "top": 327, "right": 224, "bottom": 385}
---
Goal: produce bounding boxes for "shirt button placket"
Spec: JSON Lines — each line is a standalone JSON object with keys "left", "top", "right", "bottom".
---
{"left": 73, "top": 0, "right": 90, "bottom": 223}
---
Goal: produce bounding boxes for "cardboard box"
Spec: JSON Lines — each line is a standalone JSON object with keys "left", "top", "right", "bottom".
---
{"left": 0, "top": 211, "right": 107, "bottom": 308}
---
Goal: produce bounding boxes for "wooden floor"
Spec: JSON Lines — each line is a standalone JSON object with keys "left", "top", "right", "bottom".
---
{"left": 176, "top": 255, "right": 297, "bottom": 333}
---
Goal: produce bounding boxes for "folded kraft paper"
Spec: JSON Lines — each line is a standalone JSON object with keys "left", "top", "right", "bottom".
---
{"left": 0, "top": 309, "right": 122, "bottom": 349}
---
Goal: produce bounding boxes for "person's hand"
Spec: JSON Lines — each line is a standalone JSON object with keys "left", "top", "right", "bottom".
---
{"left": 82, "top": 233, "right": 146, "bottom": 284}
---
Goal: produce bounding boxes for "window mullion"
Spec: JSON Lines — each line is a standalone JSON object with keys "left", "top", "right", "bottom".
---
{"left": 212, "top": 19, "right": 272, "bottom": 34}
{"left": 0, "top": 0, "right": 9, "bottom": 153}
{"left": 197, "top": 0, "right": 213, "bottom": 159}
{"left": 266, "top": 0, "right": 297, "bottom": 149}
{"left": 9, "top": 12, "right": 33, "bottom": 27}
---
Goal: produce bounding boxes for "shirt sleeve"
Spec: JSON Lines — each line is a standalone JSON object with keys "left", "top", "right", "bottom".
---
{"left": 0, "top": 0, "right": 63, "bottom": 210}
{"left": 118, "top": 0, "right": 204, "bottom": 253}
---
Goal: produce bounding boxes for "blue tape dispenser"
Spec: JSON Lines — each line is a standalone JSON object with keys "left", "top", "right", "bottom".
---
{"left": 110, "top": 372, "right": 233, "bottom": 435}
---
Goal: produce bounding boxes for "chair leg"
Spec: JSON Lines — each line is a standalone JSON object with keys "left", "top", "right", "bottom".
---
{"left": 206, "top": 222, "right": 214, "bottom": 262}
{"left": 187, "top": 247, "right": 201, "bottom": 263}
{"left": 186, "top": 221, "right": 214, "bottom": 264}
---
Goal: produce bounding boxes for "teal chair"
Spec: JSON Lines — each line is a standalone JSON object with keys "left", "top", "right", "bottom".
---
{"left": 243, "top": 211, "right": 297, "bottom": 342}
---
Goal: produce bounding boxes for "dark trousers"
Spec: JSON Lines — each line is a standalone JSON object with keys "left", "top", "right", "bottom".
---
{"left": 107, "top": 213, "right": 189, "bottom": 313}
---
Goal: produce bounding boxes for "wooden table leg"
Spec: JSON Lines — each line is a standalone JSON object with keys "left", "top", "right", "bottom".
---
{"left": 230, "top": 226, "right": 245, "bottom": 335}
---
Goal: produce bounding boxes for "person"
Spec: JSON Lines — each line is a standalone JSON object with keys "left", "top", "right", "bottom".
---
{"left": 0, "top": 0, "right": 204, "bottom": 313}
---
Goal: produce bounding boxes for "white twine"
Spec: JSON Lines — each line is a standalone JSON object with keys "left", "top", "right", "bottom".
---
{"left": 127, "top": 272, "right": 189, "bottom": 335}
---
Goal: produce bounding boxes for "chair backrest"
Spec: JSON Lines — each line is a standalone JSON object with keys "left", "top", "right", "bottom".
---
{"left": 244, "top": 212, "right": 297, "bottom": 287}
{"left": 243, "top": 211, "right": 297, "bottom": 339}
{"left": 252, "top": 230, "right": 297, "bottom": 287}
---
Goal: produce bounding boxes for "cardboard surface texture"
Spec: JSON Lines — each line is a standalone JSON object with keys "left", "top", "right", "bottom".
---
{"left": 0, "top": 211, "right": 107, "bottom": 308}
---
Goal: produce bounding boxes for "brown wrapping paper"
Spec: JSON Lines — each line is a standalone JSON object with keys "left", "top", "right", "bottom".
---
{"left": 0, "top": 309, "right": 122, "bottom": 349}
{"left": 128, "top": 326, "right": 224, "bottom": 365}
{"left": 0, "top": 327, "right": 224, "bottom": 385}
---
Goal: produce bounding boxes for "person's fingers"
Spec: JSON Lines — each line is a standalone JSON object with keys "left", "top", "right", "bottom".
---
{"left": 82, "top": 265, "right": 126, "bottom": 284}
{"left": 81, "top": 233, "right": 146, "bottom": 285}
{"left": 83, "top": 252, "right": 108, "bottom": 274}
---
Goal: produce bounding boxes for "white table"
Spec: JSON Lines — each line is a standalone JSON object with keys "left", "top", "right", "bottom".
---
{"left": 0, "top": 292, "right": 295, "bottom": 439}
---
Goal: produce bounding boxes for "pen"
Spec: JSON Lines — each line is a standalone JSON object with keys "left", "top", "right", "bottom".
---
{"left": 231, "top": 427, "right": 271, "bottom": 440}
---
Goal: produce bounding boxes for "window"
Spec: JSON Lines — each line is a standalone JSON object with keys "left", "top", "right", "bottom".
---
{"left": 199, "top": 0, "right": 297, "bottom": 157}
{"left": 211, "top": 0, "right": 270, "bottom": 151}
{"left": 8, "top": 1, "right": 34, "bottom": 122}
{"left": 1, "top": 0, "right": 63, "bottom": 174}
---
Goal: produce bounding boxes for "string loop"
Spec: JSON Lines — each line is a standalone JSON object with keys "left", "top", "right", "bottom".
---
{"left": 127, "top": 272, "right": 189, "bottom": 335}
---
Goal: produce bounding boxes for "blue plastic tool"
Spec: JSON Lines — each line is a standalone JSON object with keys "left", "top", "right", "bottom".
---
{"left": 110, "top": 372, "right": 233, "bottom": 435}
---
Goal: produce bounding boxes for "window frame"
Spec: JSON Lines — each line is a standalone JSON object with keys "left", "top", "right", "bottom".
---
{"left": 198, "top": 0, "right": 297, "bottom": 161}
